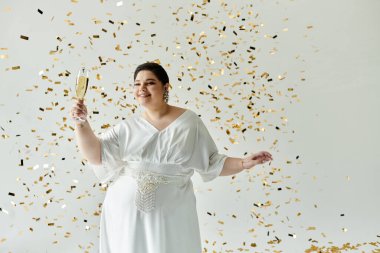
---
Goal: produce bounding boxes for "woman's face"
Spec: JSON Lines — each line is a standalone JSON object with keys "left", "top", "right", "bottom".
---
{"left": 133, "top": 70, "right": 168, "bottom": 108}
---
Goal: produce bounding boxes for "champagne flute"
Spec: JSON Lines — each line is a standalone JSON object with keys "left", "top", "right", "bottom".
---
{"left": 74, "top": 67, "right": 89, "bottom": 122}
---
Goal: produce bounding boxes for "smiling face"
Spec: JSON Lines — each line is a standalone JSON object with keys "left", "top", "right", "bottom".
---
{"left": 133, "top": 70, "right": 169, "bottom": 109}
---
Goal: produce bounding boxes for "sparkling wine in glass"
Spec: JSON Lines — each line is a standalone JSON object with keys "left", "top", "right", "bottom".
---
{"left": 74, "top": 67, "right": 89, "bottom": 122}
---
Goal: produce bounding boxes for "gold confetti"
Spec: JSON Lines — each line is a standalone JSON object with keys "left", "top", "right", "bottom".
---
{"left": 20, "top": 35, "right": 29, "bottom": 40}
{"left": 115, "top": 44, "right": 122, "bottom": 51}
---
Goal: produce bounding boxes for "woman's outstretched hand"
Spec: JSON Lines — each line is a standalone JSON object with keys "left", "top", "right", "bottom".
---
{"left": 242, "top": 151, "right": 273, "bottom": 170}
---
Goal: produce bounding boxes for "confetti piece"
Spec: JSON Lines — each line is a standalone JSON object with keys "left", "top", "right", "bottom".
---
{"left": 20, "top": 35, "right": 29, "bottom": 40}
{"left": 37, "top": 9, "right": 43, "bottom": 14}
{"left": 116, "top": 1, "right": 123, "bottom": 6}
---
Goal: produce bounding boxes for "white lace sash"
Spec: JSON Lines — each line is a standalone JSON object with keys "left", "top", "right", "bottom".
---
{"left": 119, "top": 164, "right": 189, "bottom": 213}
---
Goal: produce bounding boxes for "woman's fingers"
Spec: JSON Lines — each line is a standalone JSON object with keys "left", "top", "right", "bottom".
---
{"left": 71, "top": 99, "right": 88, "bottom": 120}
{"left": 242, "top": 151, "right": 273, "bottom": 170}
{"left": 252, "top": 151, "right": 273, "bottom": 162}
{"left": 74, "top": 100, "right": 85, "bottom": 108}
{"left": 72, "top": 105, "right": 87, "bottom": 115}
{"left": 261, "top": 151, "right": 273, "bottom": 160}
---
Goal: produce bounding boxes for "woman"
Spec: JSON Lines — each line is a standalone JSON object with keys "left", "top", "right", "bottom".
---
{"left": 71, "top": 62, "right": 273, "bottom": 253}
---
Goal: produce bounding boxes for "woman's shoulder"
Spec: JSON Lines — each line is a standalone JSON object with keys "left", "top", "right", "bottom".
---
{"left": 171, "top": 106, "right": 198, "bottom": 117}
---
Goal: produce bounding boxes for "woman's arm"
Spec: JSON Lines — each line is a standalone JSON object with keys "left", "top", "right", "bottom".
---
{"left": 72, "top": 99, "right": 101, "bottom": 165}
{"left": 75, "top": 120, "right": 101, "bottom": 165}
{"left": 220, "top": 151, "right": 273, "bottom": 176}
{"left": 219, "top": 157, "right": 244, "bottom": 176}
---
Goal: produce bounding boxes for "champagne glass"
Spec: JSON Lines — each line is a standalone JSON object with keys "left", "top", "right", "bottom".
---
{"left": 74, "top": 67, "right": 89, "bottom": 122}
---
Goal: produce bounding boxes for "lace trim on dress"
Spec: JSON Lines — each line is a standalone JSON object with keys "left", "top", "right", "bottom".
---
{"left": 135, "top": 170, "right": 171, "bottom": 213}
{"left": 120, "top": 168, "right": 187, "bottom": 213}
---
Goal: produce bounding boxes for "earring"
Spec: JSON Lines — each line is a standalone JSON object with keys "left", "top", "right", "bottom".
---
{"left": 163, "top": 90, "right": 169, "bottom": 103}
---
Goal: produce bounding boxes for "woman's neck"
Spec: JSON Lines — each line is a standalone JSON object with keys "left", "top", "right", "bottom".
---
{"left": 143, "top": 104, "right": 171, "bottom": 120}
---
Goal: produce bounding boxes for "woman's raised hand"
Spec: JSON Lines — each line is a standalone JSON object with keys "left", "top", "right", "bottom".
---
{"left": 70, "top": 99, "right": 88, "bottom": 123}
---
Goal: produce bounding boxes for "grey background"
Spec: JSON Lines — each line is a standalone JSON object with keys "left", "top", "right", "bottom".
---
{"left": 1, "top": 0, "right": 379, "bottom": 252}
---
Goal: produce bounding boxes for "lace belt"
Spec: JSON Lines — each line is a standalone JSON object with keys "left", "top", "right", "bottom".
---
{"left": 119, "top": 167, "right": 188, "bottom": 213}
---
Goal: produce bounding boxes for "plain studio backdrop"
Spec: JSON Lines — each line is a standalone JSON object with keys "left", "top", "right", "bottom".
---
{"left": 0, "top": 0, "right": 379, "bottom": 252}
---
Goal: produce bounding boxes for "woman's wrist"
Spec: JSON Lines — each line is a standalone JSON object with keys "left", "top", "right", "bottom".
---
{"left": 75, "top": 119, "right": 88, "bottom": 128}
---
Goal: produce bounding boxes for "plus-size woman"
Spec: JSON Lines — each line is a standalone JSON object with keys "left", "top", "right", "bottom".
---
{"left": 71, "top": 62, "right": 273, "bottom": 253}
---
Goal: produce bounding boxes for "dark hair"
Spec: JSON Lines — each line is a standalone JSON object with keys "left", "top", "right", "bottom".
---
{"left": 133, "top": 62, "right": 169, "bottom": 85}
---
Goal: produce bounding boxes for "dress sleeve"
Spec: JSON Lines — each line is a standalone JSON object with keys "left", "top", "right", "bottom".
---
{"left": 87, "top": 123, "right": 124, "bottom": 184}
{"left": 191, "top": 116, "right": 228, "bottom": 182}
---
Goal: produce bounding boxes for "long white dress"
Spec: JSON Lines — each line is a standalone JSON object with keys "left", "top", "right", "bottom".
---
{"left": 88, "top": 109, "right": 227, "bottom": 253}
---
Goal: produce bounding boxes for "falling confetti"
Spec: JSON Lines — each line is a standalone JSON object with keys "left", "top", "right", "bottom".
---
{"left": 20, "top": 35, "right": 29, "bottom": 40}
{"left": 0, "top": 1, "right": 376, "bottom": 253}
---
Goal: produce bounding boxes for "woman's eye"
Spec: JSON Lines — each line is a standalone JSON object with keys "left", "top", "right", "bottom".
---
{"left": 133, "top": 82, "right": 155, "bottom": 86}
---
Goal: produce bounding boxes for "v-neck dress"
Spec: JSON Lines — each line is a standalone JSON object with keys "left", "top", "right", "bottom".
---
{"left": 88, "top": 109, "right": 228, "bottom": 253}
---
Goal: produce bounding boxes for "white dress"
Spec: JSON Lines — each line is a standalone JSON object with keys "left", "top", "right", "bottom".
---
{"left": 88, "top": 109, "right": 228, "bottom": 253}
